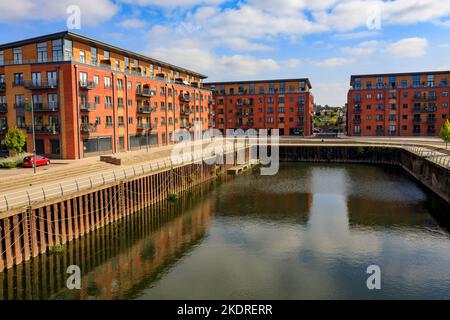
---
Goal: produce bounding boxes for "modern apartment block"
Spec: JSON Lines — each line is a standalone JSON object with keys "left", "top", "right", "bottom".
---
{"left": 204, "top": 79, "right": 314, "bottom": 136}
{"left": 347, "top": 71, "right": 450, "bottom": 137}
{"left": 0, "top": 31, "right": 213, "bottom": 159}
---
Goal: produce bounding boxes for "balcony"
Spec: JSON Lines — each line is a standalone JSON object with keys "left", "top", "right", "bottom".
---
{"left": 180, "top": 109, "right": 191, "bottom": 117}
{"left": 80, "top": 124, "right": 97, "bottom": 134}
{"left": 79, "top": 81, "right": 96, "bottom": 90}
{"left": 14, "top": 103, "right": 26, "bottom": 109}
{"left": 354, "top": 108, "right": 362, "bottom": 114}
{"left": 136, "top": 88, "right": 155, "bottom": 97}
{"left": 0, "top": 103, "right": 7, "bottom": 112}
{"left": 28, "top": 124, "right": 60, "bottom": 134}
{"left": 427, "top": 118, "right": 437, "bottom": 124}
{"left": 137, "top": 106, "right": 154, "bottom": 114}
{"left": 180, "top": 94, "right": 191, "bottom": 103}
{"left": 23, "top": 80, "right": 58, "bottom": 90}
{"left": 427, "top": 130, "right": 436, "bottom": 136}
{"left": 12, "top": 80, "right": 24, "bottom": 87}
{"left": 413, "top": 131, "right": 421, "bottom": 136}
{"left": 412, "top": 95, "right": 437, "bottom": 102}
{"left": 0, "top": 82, "right": 5, "bottom": 91}
{"left": 105, "top": 103, "right": 113, "bottom": 109}
{"left": 297, "top": 102, "right": 305, "bottom": 107}
{"left": 0, "top": 125, "right": 7, "bottom": 134}
{"left": 354, "top": 118, "right": 362, "bottom": 124}
{"left": 413, "top": 118, "right": 422, "bottom": 124}
{"left": 423, "top": 105, "right": 437, "bottom": 113}
{"left": 32, "top": 103, "right": 59, "bottom": 112}
{"left": 80, "top": 103, "right": 96, "bottom": 111}
{"left": 180, "top": 122, "right": 192, "bottom": 129}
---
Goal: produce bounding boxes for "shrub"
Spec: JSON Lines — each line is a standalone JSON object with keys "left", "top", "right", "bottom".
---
{"left": 0, "top": 153, "right": 29, "bottom": 169}
{"left": 1, "top": 127, "right": 26, "bottom": 154}
{"left": 439, "top": 119, "right": 450, "bottom": 149}
{"left": 167, "top": 192, "right": 179, "bottom": 202}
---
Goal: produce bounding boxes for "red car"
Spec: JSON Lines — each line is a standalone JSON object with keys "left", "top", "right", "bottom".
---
{"left": 22, "top": 155, "right": 50, "bottom": 168}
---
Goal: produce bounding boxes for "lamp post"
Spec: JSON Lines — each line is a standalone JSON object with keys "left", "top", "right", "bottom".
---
{"left": 26, "top": 98, "right": 37, "bottom": 174}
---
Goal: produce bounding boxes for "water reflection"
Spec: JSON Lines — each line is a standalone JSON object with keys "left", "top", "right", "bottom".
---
{"left": 0, "top": 184, "right": 215, "bottom": 300}
{"left": 1, "top": 163, "right": 450, "bottom": 299}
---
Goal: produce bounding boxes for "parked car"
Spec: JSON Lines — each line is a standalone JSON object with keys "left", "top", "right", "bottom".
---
{"left": 22, "top": 155, "right": 50, "bottom": 167}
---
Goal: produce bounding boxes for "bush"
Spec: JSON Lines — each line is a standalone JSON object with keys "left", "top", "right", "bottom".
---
{"left": 0, "top": 154, "right": 29, "bottom": 169}
{"left": 1, "top": 127, "right": 26, "bottom": 154}
{"left": 167, "top": 192, "right": 179, "bottom": 202}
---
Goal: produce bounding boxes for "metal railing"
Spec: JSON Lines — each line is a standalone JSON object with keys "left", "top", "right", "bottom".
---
{"left": 0, "top": 143, "right": 237, "bottom": 212}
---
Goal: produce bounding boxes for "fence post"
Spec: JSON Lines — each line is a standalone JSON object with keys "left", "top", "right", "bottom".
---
{"left": 4, "top": 195, "right": 9, "bottom": 212}
{"left": 60, "top": 183, "right": 64, "bottom": 196}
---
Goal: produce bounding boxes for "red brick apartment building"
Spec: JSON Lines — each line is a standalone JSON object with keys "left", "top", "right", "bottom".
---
{"left": 0, "top": 31, "right": 213, "bottom": 159}
{"left": 347, "top": 71, "right": 450, "bottom": 137}
{"left": 204, "top": 79, "right": 314, "bottom": 136}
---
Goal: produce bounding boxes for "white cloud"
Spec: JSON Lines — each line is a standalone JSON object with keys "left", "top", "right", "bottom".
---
{"left": 283, "top": 58, "right": 302, "bottom": 68}
{"left": 0, "top": 0, "right": 118, "bottom": 25}
{"left": 212, "top": 37, "right": 273, "bottom": 52}
{"left": 341, "top": 40, "right": 381, "bottom": 56}
{"left": 119, "top": 0, "right": 225, "bottom": 8}
{"left": 118, "top": 18, "right": 147, "bottom": 29}
{"left": 385, "top": 37, "right": 428, "bottom": 58}
{"left": 313, "top": 57, "right": 356, "bottom": 68}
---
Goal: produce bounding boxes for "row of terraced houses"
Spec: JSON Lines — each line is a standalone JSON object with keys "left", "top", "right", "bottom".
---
{"left": 1, "top": 31, "right": 449, "bottom": 159}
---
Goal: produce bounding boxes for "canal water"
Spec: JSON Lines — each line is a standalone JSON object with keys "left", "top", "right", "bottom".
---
{"left": 1, "top": 163, "right": 450, "bottom": 299}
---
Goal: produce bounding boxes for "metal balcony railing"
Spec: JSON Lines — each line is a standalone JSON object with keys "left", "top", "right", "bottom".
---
{"left": 23, "top": 80, "right": 58, "bottom": 90}
{"left": 80, "top": 124, "right": 97, "bottom": 133}
{"left": 80, "top": 103, "right": 97, "bottom": 111}
{"left": 28, "top": 124, "right": 60, "bottom": 134}
{"left": 137, "top": 106, "right": 154, "bottom": 114}
{"left": 0, "top": 104, "right": 7, "bottom": 112}
{"left": 136, "top": 88, "right": 155, "bottom": 97}
{"left": 0, "top": 82, "right": 6, "bottom": 91}
{"left": 32, "top": 103, "right": 59, "bottom": 112}
{"left": 79, "top": 81, "right": 96, "bottom": 90}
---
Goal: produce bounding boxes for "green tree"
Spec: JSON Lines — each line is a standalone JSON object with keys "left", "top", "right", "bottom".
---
{"left": 1, "top": 127, "right": 26, "bottom": 154}
{"left": 439, "top": 119, "right": 450, "bottom": 149}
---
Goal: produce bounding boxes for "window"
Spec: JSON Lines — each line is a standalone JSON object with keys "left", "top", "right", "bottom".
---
{"left": 118, "top": 116, "right": 124, "bottom": 126}
{"left": 37, "top": 42, "right": 47, "bottom": 63}
{"left": 427, "top": 74, "right": 435, "bottom": 87}
{"left": 402, "top": 104, "right": 408, "bottom": 109}
{"left": 279, "top": 107, "right": 285, "bottom": 113}
{"left": 117, "top": 79, "right": 123, "bottom": 90}
{"left": 104, "top": 76, "right": 111, "bottom": 88}
{"left": 401, "top": 80, "right": 408, "bottom": 88}
{"left": 269, "top": 83, "right": 275, "bottom": 93}
{"left": 128, "top": 117, "right": 133, "bottom": 124}
{"left": 79, "top": 51, "right": 85, "bottom": 63}
{"left": 278, "top": 97, "right": 285, "bottom": 103}
{"left": 94, "top": 96, "right": 100, "bottom": 105}
{"left": 31, "top": 72, "right": 42, "bottom": 87}
{"left": 90, "top": 47, "right": 97, "bottom": 65}
{"left": 443, "top": 92, "right": 448, "bottom": 97}
{"left": 63, "top": 39, "right": 72, "bottom": 60}
{"left": 366, "top": 94, "right": 372, "bottom": 99}
{"left": 13, "top": 47, "right": 22, "bottom": 64}
{"left": 134, "top": 59, "right": 139, "bottom": 69}
{"left": 354, "top": 126, "right": 361, "bottom": 134}
{"left": 389, "top": 115, "right": 396, "bottom": 121}
{"left": 268, "top": 107, "right": 274, "bottom": 113}
{"left": 79, "top": 72, "right": 88, "bottom": 86}
{"left": 268, "top": 97, "right": 274, "bottom": 104}
{"left": 413, "top": 74, "right": 420, "bottom": 87}
{"left": 402, "top": 115, "right": 408, "bottom": 120}
{"left": 96, "top": 117, "right": 101, "bottom": 125}
{"left": 354, "top": 78, "right": 361, "bottom": 89}
{"left": 366, "top": 81, "right": 372, "bottom": 89}
{"left": 124, "top": 57, "right": 130, "bottom": 68}
{"left": 52, "top": 39, "right": 63, "bottom": 62}
{"left": 249, "top": 83, "right": 255, "bottom": 94}
{"left": 14, "top": 73, "right": 24, "bottom": 85}
{"left": 105, "top": 96, "right": 112, "bottom": 108}
{"left": 104, "top": 50, "right": 110, "bottom": 60}
{"left": 376, "top": 115, "right": 383, "bottom": 121}
{"left": 0, "top": 50, "right": 3, "bottom": 65}
{"left": 93, "top": 75, "right": 99, "bottom": 85}
{"left": 389, "top": 76, "right": 396, "bottom": 88}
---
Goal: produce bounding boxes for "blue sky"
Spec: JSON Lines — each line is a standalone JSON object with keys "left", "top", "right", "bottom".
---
{"left": 1, "top": 0, "right": 450, "bottom": 106}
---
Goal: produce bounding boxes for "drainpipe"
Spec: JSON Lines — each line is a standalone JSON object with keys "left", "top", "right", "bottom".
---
{"left": 56, "top": 66, "right": 62, "bottom": 159}
{"left": 74, "top": 65, "right": 81, "bottom": 159}
{"left": 112, "top": 72, "right": 117, "bottom": 154}
{"left": 124, "top": 74, "right": 128, "bottom": 152}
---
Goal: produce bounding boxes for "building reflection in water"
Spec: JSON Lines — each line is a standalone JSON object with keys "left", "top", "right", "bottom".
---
{"left": 0, "top": 184, "right": 214, "bottom": 300}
